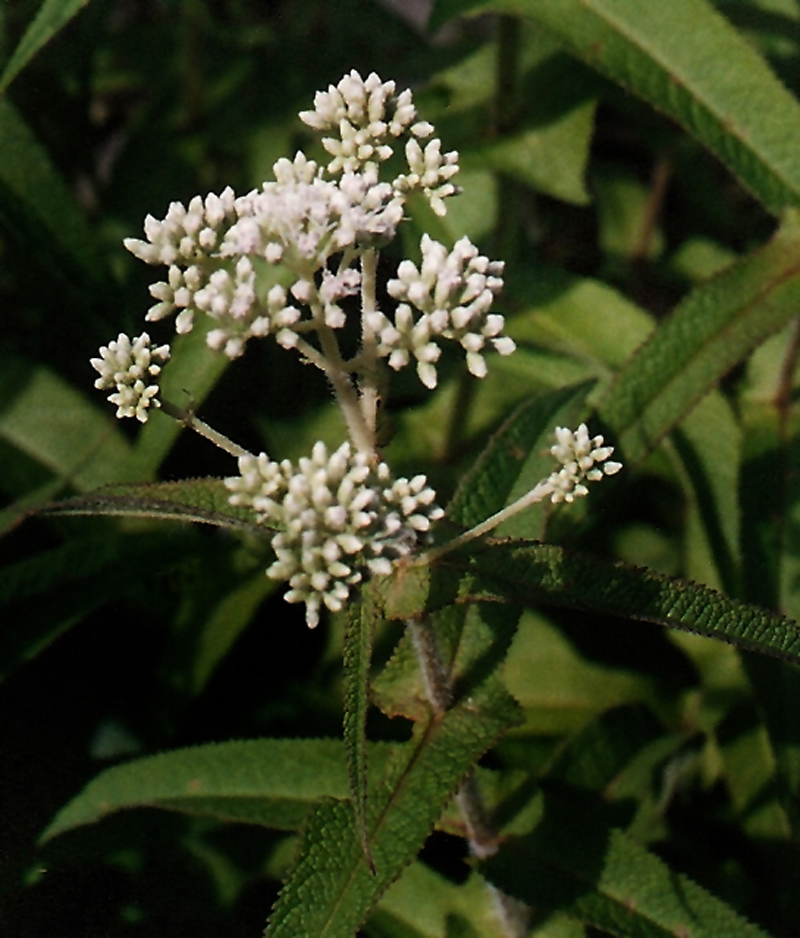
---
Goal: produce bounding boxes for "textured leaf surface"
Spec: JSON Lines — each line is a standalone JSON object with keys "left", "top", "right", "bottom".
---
{"left": 42, "top": 738, "right": 367, "bottom": 840}
{"left": 0, "top": 0, "right": 92, "bottom": 93}
{"left": 432, "top": 0, "right": 800, "bottom": 214}
{"left": 266, "top": 684, "right": 520, "bottom": 938}
{"left": 598, "top": 214, "right": 800, "bottom": 464}
{"left": 482, "top": 785, "right": 771, "bottom": 937}
{"left": 40, "top": 478, "right": 265, "bottom": 533}
{"left": 379, "top": 542, "right": 800, "bottom": 665}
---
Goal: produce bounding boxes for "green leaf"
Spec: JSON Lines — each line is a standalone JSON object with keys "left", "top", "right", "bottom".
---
{"left": 598, "top": 213, "right": 800, "bottom": 465}
{"left": 482, "top": 785, "right": 772, "bottom": 937}
{"left": 42, "top": 738, "right": 371, "bottom": 841}
{"left": 0, "top": 357, "right": 138, "bottom": 492}
{"left": 507, "top": 263, "right": 654, "bottom": 375}
{"left": 432, "top": 0, "right": 800, "bottom": 215}
{"left": 265, "top": 682, "right": 520, "bottom": 938}
{"left": 447, "top": 383, "right": 595, "bottom": 539}
{"left": 0, "top": 100, "right": 100, "bottom": 280}
{"left": 461, "top": 53, "right": 597, "bottom": 205}
{"left": 343, "top": 597, "right": 377, "bottom": 870}
{"left": 671, "top": 391, "right": 742, "bottom": 593}
{"left": 39, "top": 478, "right": 265, "bottom": 533}
{"left": 188, "top": 570, "right": 278, "bottom": 697}
{"left": 377, "top": 541, "right": 800, "bottom": 666}
{"left": 0, "top": 0, "right": 93, "bottom": 94}
{"left": 370, "top": 864, "right": 524, "bottom": 938}
{"left": 133, "top": 325, "right": 232, "bottom": 476}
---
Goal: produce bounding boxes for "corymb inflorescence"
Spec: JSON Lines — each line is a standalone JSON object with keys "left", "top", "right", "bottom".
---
{"left": 93, "top": 71, "right": 621, "bottom": 627}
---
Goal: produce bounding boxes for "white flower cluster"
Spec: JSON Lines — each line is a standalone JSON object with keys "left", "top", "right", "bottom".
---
{"left": 300, "top": 71, "right": 459, "bottom": 215}
{"left": 220, "top": 153, "right": 405, "bottom": 269}
{"left": 368, "top": 235, "right": 514, "bottom": 388}
{"left": 125, "top": 188, "right": 238, "bottom": 335}
{"left": 542, "top": 424, "right": 622, "bottom": 503}
{"left": 226, "top": 441, "right": 443, "bottom": 627}
{"left": 90, "top": 332, "right": 170, "bottom": 422}
{"left": 118, "top": 70, "right": 507, "bottom": 389}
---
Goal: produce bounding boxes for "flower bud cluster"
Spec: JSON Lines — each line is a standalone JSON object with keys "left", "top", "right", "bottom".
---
{"left": 221, "top": 155, "right": 405, "bottom": 270}
{"left": 367, "top": 234, "right": 514, "bottom": 388}
{"left": 124, "top": 188, "right": 238, "bottom": 335}
{"left": 226, "top": 441, "right": 443, "bottom": 627}
{"left": 300, "top": 70, "right": 459, "bottom": 216}
{"left": 542, "top": 424, "right": 622, "bottom": 503}
{"left": 90, "top": 332, "right": 170, "bottom": 423}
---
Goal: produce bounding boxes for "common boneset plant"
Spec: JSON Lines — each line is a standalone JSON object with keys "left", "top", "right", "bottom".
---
{"left": 91, "top": 70, "right": 621, "bottom": 631}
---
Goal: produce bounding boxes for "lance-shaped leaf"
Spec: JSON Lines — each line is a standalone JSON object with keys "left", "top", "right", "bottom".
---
{"left": 481, "top": 784, "right": 771, "bottom": 938}
{"left": 431, "top": 0, "right": 800, "bottom": 215}
{"left": 40, "top": 478, "right": 265, "bottom": 533}
{"left": 378, "top": 542, "right": 800, "bottom": 666}
{"left": 598, "top": 213, "right": 800, "bottom": 465}
{"left": 42, "top": 738, "right": 392, "bottom": 840}
{"left": 0, "top": 0, "right": 93, "bottom": 94}
{"left": 265, "top": 676, "right": 521, "bottom": 938}
{"left": 0, "top": 101, "right": 101, "bottom": 284}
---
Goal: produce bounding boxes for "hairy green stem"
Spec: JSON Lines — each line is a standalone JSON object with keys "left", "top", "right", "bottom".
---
{"left": 358, "top": 248, "right": 382, "bottom": 441}
{"left": 159, "top": 398, "right": 251, "bottom": 459}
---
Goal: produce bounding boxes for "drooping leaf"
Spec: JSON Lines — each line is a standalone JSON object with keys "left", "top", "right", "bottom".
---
{"left": 377, "top": 541, "right": 800, "bottom": 666}
{"left": 481, "top": 784, "right": 771, "bottom": 938}
{"left": 39, "top": 478, "right": 265, "bottom": 533}
{"left": 432, "top": 0, "right": 800, "bottom": 215}
{"left": 41, "top": 738, "right": 383, "bottom": 840}
{"left": 370, "top": 864, "right": 525, "bottom": 938}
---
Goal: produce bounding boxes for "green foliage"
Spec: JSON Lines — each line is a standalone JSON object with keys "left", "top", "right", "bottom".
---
{"left": 5, "top": 2, "right": 800, "bottom": 937}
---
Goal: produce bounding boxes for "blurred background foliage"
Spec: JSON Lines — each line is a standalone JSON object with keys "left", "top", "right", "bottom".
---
{"left": 1, "top": 0, "right": 799, "bottom": 935}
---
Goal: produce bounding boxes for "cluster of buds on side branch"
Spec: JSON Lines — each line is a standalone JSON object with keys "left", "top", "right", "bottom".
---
{"left": 91, "top": 71, "right": 622, "bottom": 627}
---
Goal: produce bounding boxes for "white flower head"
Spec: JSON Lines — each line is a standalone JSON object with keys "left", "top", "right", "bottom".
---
{"left": 542, "top": 424, "right": 622, "bottom": 503}
{"left": 370, "top": 234, "right": 512, "bottom": 387}
{"left": 125, "top": 188, "right": 239, "bottom": 333}
{"left": 226, "top": 441, "right": 443, "bottom": 627}
{"left": 91, "top": 332, "right": 170, "bottom": 422}
{"left": 299, "top": 70, "right": 460, "bottom": 217}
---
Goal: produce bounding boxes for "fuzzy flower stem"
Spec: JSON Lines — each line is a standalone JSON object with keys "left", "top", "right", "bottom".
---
{"left": 358, "top": 248, "right": 381, "bottom": 439}
{"left": 414, "top": 480, "right": 552, "bottom": 566}
{"left": 311, "top": 303, "right": 375, "bottom": 454}
{"left": 159, "top": 398, "right": 252, "bottom": 459}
